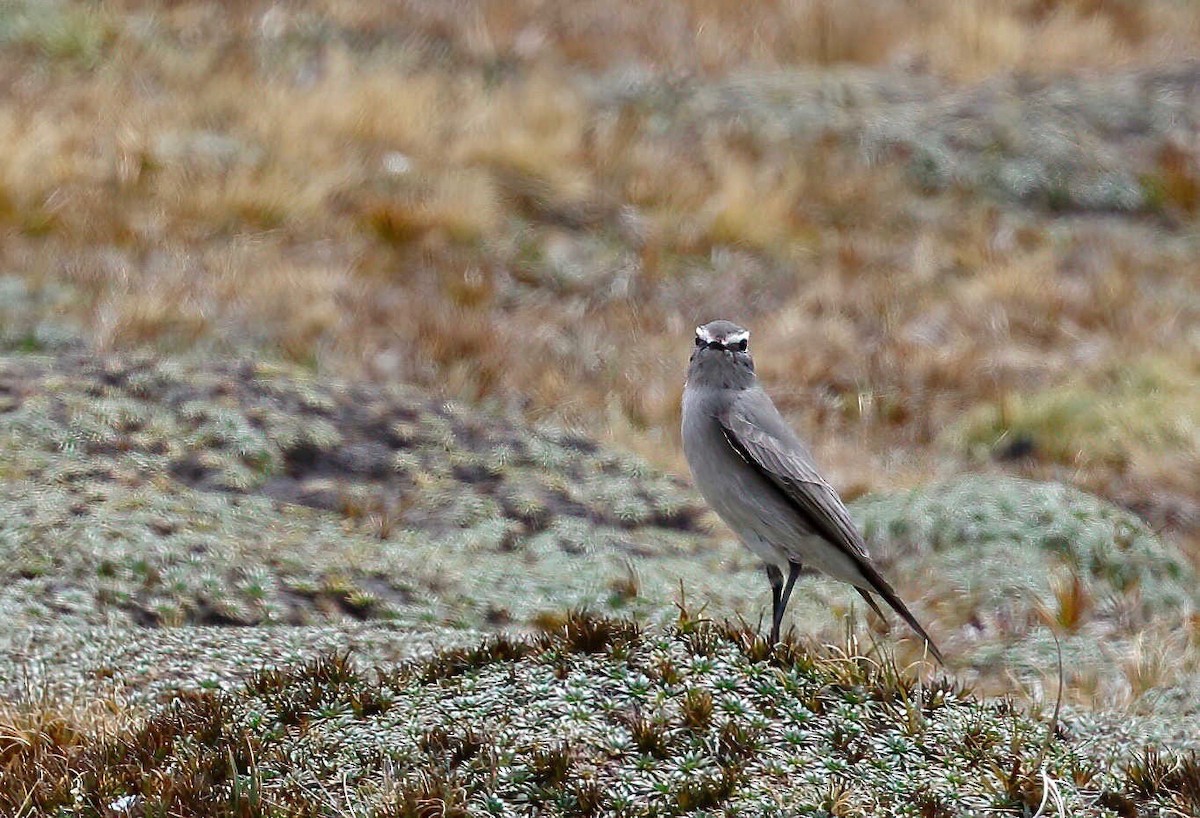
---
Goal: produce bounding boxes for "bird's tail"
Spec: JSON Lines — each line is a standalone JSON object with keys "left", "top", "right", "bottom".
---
{"left": 856, "top": 570, "right": 945, "bottom": 666}
{"left": 854, "top": 588, "right": 889, "bottom": 629}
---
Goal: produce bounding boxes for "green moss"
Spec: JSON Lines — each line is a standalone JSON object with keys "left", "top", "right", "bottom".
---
{"left": 854, "top": 475, "right": 1192, "bottom": 601}
{"left": 952, "top": 356, "right": 1200, "bottom": 469}
{"left": 0, "top": 1, "right": 114, "bottom": 69}
{"left": 851, "top": 474, "right": 1200, "bottom": 711}
{"left": 0, "top": 351, "right": 733, "bottom": 645}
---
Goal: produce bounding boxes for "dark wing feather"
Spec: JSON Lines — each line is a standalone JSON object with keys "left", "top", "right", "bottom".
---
{"left": 719, "top": 399, "right": 945, "bottom": 665}
{"left": 719, "top": 408, "right": 869, "bottom": 560}
{"left": 855, "top": 589, "right": 890, "bottom": 629}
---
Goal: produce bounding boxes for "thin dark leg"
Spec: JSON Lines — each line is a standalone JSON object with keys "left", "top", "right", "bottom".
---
{"left": 773, "top": 562, "right": 803, "bottom": 643}
{"left": 766, "top": 565, "right": 784, "bottom": 644}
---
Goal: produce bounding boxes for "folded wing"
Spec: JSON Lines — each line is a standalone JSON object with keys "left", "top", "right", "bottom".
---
{"left": 719, "top": 397, "right": 945, "bottom": 665}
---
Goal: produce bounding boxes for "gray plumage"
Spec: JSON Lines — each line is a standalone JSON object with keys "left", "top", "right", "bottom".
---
{"left": 681, "top": 319, "right": 944, "bottom": 664}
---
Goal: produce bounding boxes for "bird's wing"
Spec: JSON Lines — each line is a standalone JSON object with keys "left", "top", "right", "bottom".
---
{"left": 718, "top": 392, "right": 870, "bottom": 561}
{"left": 718, "top": 391, "right": 945, "bottom": 665}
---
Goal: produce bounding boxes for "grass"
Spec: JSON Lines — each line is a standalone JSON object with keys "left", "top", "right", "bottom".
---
{"left": 2, "top": 611, "right": 1198, "bottom": 816}
{"left": 954, "top": 355, "right": 1200, "bottom": 510}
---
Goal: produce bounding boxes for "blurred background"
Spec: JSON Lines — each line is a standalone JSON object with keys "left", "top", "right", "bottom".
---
{"left": 3, "top": 0, "right": 1197, "bottom": 542}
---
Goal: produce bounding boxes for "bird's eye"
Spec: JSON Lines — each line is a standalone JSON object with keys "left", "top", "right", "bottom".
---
{"left": 694, "top": 336, "right": 704, "bottom": 347}
{"left": 736, "top": 339, "right": 748, "bottom": 352}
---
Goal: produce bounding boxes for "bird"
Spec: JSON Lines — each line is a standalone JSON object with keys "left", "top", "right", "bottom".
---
{"left": 681, "top": 319, "right": 944, "bottom": 664}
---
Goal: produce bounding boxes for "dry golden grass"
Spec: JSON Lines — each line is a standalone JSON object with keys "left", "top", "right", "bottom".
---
{"left": 1, "top": 0, "right": 1198, "bottom": 555}
{"left": 0, "top": 692, "right": 134, "bottom": 816}
{"left": 156, "top": 0, "right": 1200, "bottom": 79}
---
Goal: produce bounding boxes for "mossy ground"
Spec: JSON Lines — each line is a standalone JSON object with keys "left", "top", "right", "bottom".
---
{"left": 5, "top": 612, "right": 1200, "bottom": 817}
{"left": 2, "top": 2, "right": 1199, "bottom": 813}
{"left": 1, "top": 350, "right": 1198, "bottom": 818}
{"left": 4, "top": 351, "right": 1196, "bottom": 709}
{"left": 0, "top": 351, "right": 704, "bottom": 632}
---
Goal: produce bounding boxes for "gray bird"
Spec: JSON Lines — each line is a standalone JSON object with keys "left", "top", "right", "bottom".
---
{"left": 681, "top": 319, "right": 944, "bottom": 663}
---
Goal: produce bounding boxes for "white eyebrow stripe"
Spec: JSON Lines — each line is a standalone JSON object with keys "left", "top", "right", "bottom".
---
{"left": 696, "top": 324, "right": 749, "bottom": 346}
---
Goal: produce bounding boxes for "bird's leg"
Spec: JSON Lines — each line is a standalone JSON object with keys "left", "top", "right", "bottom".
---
{"left": 766, "top": 564, "right": 784, "bottom": 644}
{"left": 774, "top": 562, "right": 803, "bottom": 643}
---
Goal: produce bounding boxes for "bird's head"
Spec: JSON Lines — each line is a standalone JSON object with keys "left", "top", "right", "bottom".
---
{"left": 693, "top": 320, "right": 749, "bottom": 354}
{"left": 687, "top": 319, "right": 756, "bottom": 388}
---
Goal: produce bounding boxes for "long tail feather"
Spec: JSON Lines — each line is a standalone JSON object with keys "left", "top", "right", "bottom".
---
{"left": 858, "top": 568, "right": 945, "bottom": 666}
{"left": 855, "top": 588, "right": 890, "bottom": 631}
